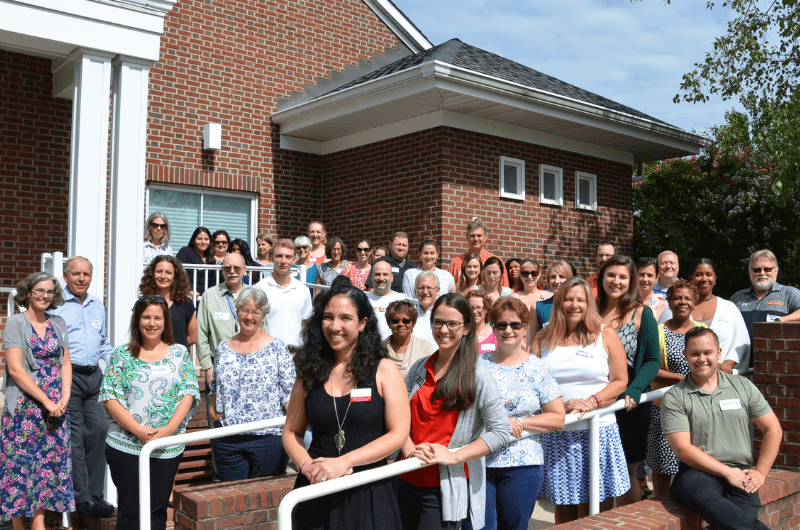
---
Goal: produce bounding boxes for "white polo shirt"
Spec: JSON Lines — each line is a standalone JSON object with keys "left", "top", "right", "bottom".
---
{"left": 412, "top": 305, "right": 436, "bottom": 349}
{"left": 255, "top": 273, "right": 313, "bottom": 348}
{"left": 366, "top": 290, "right": 408, "bottom": 340}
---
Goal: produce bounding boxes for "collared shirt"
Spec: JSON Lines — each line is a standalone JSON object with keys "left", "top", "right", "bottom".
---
{"left": 448, "top": 248, "right": 509, "bottom": 287}
{"left": 412, "top": 304, "right": 436, "bottom": 348}
{"left": 730, "top": 282, "right": 800, "bottom": 343}
{"left": 653, "top": 279, "right": 668, "bottom": 301}
{"left": 196, "top": 283, "right": 270, "bottom": 371}
{"left": 143, "top": 241, "right": 173, "bottom": 267}
{"left": 402, "top": 268, "right": 456, "bottom": 300}
{"left": 366, "top": 290, "right": 408, "bottom": 340}
{"left": 365, "top": 255, "right": 419, "bottom": 293}
{"left": 254, "top": 274, "right": 313, "bottom": 348}
{"left": 51, "top": 287, "right": 113, "bottom": 366}
{"left": 661, "top": 370, "right": 771, "bottom": 467}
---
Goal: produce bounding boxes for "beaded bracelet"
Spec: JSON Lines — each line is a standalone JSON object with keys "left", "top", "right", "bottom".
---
{"left": 301, "top": 458, "right": 312, "bottom": 475}
{"left": 592, "top": 394, "right": 602, "bottom": 407}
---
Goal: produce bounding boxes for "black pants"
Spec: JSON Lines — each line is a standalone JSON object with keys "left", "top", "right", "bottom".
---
{"left": 106, "top": 445, "right": 183, "bottom": 530}
{"left": 69, "top": 369, "right": 108, "bottom": 505}
{"left": 670, "top": 464, "right": 768, "bottom": 530}
{"left": 398, "top": 480, "right": 462, "bottom": 530}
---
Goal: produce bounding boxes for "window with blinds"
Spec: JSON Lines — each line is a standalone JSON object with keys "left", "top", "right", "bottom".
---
{"left": 147, "top": 186, "right": 256, "bottom": 249}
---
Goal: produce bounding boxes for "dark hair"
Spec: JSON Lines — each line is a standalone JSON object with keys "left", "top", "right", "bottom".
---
{"left": 355, "top": 238, "right": 371, "bottom": 260}
{"left": 373, "top": 244, "right": 388, "bottom": 256}
{"left": 537, "top": 277, "right": 602, "bottom": 350}
{"left": 684, "top": 326, "right": 720, "bottom": 349}
{"left": 330, "top": 275, "right": 353, "bottom": 289}
{"left": 512, "top": 258, "right": 540, "bottom": 292}
{"left": 325, "top": 237, "right": 347, "bottom": 260}
{"left": 128, "top": 297, "right": 174, "bottom": 358}
{"left": 390, "top": 231, "right": 409, "bottom": 244}
{"left": 596, "top": 254, "right": 642, "bottom": 326}
{"left": 482, "top": 256, "right": 506, "bottom": 296}
{"left": 14, "top": 272, "right": 64, "bottom": 310}
{"left": 456, "top": 252, "right": 484, "bottom": 295}
{"left": 386, "top": 299, "right": 417, "bottom": 327}
{"left": 211, "top": 230, "right": 231, "bottom": 253}
{"left": 666, "top": 279, "right": 696, "bottom": 303}
{"left": 419, "top": 239, "right": 440, "bottom": 253}
{"left": 187, "top": 227, "right": 213, "bottom": 261}
{"left": 431, "top": 294, "right": 477, "bottom": 411}
{"left": 138, "top": 255, "right": 192, "bottom": 304}
{"left": 295, "top": 286, "right": 387, "bottom": 391}
{"left": 688, "top": 258, "right": 718, "bottom": 278}
{"left": 637, "top": 258, "right": 658, "bottom": 274}
{"left": 231, "top": 238, "right": 259, "bottom": 267}
{"left": 488, "top": 296, "right": 529, "bottom": 327}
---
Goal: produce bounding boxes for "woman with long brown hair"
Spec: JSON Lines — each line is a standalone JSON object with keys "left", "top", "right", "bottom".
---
{"left": 512, "top": 258, "right": 551, "bottom": 311}
{"left": 138, "top": 255, "right": 197, "bottom": 350}
{"left": 451, "top": 252, "right": 483, "bottom": 296}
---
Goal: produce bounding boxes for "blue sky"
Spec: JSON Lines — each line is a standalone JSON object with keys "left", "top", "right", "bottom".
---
{"left": 393, "top": 0, "right": 743, "bottom": 138}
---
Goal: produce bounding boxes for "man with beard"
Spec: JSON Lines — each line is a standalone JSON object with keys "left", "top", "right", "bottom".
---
{"left": 731, "top": 250, "right": 800, "bottom": 362}
{"left": 366, "top": 260, "right": 407, "bottom": 340}
{"left": 365, "top": 231, "right": 418, "bottom": 293}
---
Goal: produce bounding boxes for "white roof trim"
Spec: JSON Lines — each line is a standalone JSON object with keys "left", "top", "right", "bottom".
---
{"left": 362, "top": 0, "right": 432, "bottom": 53}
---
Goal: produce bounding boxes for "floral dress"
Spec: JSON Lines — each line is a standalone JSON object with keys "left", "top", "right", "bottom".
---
{"left": 0, "top": 321, "right": 74, "bottom": 520}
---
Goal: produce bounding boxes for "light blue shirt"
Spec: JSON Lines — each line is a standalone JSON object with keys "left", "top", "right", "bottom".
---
{"left": 51, "top": 287, "right": 113, "bottom": 366}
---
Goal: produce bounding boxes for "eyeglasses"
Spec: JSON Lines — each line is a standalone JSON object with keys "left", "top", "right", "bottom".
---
{"left": 31, "top": 288, "right": 55, "bottom": 297}
{"left": 222, "top": 266, "right": 244, "bottom": 273}
{"left": 133, "top": 295, "right": 166, "bottom": 309}
{"left": 149, "top": 222, "right": 166, "bottom": 229}
{"left": 215, "top": 240, "right": 229, "bottom": 246}
{"left": 752, "top": 267, "right": 774, "bottom": 274}
{"left": 432, "top": 319, "right": 465, "bottom": 331}
{"left": 390, "top": 318, "right": 413, "bottom": 325}
{"left": 493, "top": 321, "right": 524, "bottom": 330}
{"left": 356, "top": 247, "right": 371, "bottom": 253}
{"left": 416, "top": 286, "right": 439, "bottom": 292}
{"left": 471, "top": 306, "right": 485, "bottom": 313}
{"left": 238, "top": 309, "right": 263, "bottom": 317}
{"left": 519, "top": 270, "right": 540, "bottom": 278}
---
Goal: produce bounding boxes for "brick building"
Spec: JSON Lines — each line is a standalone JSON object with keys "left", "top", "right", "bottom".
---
{"left": 1, "top": 0, "right": 708, "bottom": 346}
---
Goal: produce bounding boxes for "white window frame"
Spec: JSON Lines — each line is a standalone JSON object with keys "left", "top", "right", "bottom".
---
{"left": 539, "top": 164, "right": 563, "bottom": 206}
{"left": 575, "top": 171, "right": 598, "bottom": 211}
{"left": 146, "top": 184, "right": 258, "bottom": 249}
{"left": 499, "top": 156, "right": 525, "bottom": 200}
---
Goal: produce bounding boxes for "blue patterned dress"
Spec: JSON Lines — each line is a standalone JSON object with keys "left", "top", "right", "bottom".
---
{"left": 0, "top": 321, "right": 74, "bottom": 520}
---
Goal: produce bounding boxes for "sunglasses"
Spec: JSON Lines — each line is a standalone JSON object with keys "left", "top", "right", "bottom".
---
{"left": 149, "top": 222, "right": 167, "bottom": 229}
{"left": 390, "top": 318, "right": 413, "bottom": 325}
{"left": 752, "top": 267, "right": 774, "bottom": 274}
{"left": 356, "top": 247, "right": 372, "bottom": 253}
{"left": 214, "top": 240, "right": 229, "bottom": 246}
{"left": 222, "top": 266, "right": 244, "bottom": 273}
{"left": 493, "top": 321, "right": 524, "bottom": 330}
{"left": 519, "top": 270, "right": 540, "bottom": 278}
{"left": 133, "top": 295, "right": 166, "bottom": 309}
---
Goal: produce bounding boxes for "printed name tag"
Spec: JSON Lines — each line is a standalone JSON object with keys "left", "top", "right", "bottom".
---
{"left": 766, "top": 314, "right": 781, "bottom": 323}
{"left": 91, "top": 319, "right": 102, "bottom": 329}
{"left": 150, "top": 364, "right": 172, "bottom": 375}
{"left": 719, "top": 398, "right": 741, "bottom": 411}
{"left": 391, "top": 267, "right": 400, "bottom": 273}
{"left": 214, "top": 312, "right": 230, "bottom": 320}
{"left": 480, "top": 343, "right": 496, "bottom": 351}
{"left": 350, "top": 388, "right": 372, "bottom": 402}
{"left": 767, "top": 300, "right": 784, "bottom": 307}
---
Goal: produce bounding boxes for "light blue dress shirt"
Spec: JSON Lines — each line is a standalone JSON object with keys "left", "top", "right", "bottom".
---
{"left": 51, "top": 287, "right": 113, "bottom": 366}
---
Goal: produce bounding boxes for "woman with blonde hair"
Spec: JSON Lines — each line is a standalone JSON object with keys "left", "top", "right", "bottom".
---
{"left": 530, "top": 260, "right": 573, "bottom": 332}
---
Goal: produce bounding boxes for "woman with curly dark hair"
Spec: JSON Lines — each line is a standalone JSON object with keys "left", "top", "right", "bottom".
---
{"left": 282, "top": 286, "right": 410, "bottom": 530}
{"left": 138, "top": 255, "right": 197, "bottom": 350}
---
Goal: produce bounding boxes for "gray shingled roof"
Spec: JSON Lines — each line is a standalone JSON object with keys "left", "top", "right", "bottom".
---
{"left": 321, "top": 39, "right": 670, "bottom": 126}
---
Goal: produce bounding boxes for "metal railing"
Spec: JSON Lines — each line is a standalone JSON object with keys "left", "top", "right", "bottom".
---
{"left": 136, "top": 366, "right": 752, "bottom": 530}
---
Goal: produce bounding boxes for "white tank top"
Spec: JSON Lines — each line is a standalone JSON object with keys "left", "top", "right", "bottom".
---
{"left": 540, "top": 327, "right": 617, "bottom": 430}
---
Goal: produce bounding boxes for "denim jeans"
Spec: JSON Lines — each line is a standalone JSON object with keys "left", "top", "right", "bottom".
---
{"left": 481, "top": 465, "right": 544, "bottom": 530}
{"left": 210, "top": 433, "right": 288, "bottom": 482}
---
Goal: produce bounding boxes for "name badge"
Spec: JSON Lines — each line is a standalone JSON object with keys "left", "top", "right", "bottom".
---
{"left": 391, "top": 267, "right": 399, "bottom": 274}
{"left": 719, "top": 398, "right": 741, "bottom": 411}
{"left": 215, "top": 312, "right": 230, "bottom": 320}
{"left": 480, "top": 343, "right": 496, "bottom": 352}
{"left": 91, "top": 319, "right": 102, "bottom": 329}
{"left": 350, "top": 388, "right": 372, "bottom": 402}
{"left": 766, "top": 314, "right": 781, "bottom": 323}
{"left": 150, "top": 363, "right": 172, "bottom": 375}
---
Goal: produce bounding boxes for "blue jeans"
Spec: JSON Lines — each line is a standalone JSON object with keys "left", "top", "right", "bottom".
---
{"left": 210, "top": 433, "right": 288, "bottom": 482}
{"left": 481, "top": 465, "right": 544, "bottom": 530}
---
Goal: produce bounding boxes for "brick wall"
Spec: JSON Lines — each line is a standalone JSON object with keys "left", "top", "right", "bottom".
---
{"left": 0, "top": 50, "right": 71, "bottom": 286}
{"left": 146, "top": 0, "right": 401, "bottom": 238}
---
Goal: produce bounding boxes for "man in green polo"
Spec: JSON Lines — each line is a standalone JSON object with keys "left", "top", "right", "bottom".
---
{"left": 661, "top": 327, "right": 782, "bottom": 530}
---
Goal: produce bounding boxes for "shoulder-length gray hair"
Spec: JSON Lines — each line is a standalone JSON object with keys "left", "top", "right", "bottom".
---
{"left": 234, "top": 287, "right": 270, "bottom": 316}
{"left": 14, "top": 272, "right": 64, "bottom": 310}
{"left": 144, "top": 211, "right": 171, "bottom": 245}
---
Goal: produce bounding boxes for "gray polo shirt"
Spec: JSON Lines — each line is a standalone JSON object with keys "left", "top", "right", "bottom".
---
{"left": 731, "top": 282, "right": 800, "bottom": 342}
{"left": 661, "top": 370, "right": 771, "bottom": 466}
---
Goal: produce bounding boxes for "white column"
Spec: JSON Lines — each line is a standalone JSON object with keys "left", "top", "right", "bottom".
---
{"left": 67, "top": 48, "right": 113, "bottom": 299}
{"left": 108, "top": 56, "right": 151, "bottom": 347}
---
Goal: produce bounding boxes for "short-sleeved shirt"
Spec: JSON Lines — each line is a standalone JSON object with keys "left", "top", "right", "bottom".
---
{"left": 366, "top": 290, "right": 409, "bottom": 340}
{"left": 730, "top": 282, "right": 800, "bottom": 343}
{"left": 100, "top": 344, "right": 200, "bottom": 458}
{"left": 661, "top": 370, "right": 772, "bottom": 466}
{"left": 366, "top": 256, "right": 419, "bottom": 293}
{"left": 255, "top": 274, "right": 313, "bottom": 348}
{"left": 479, "top": 354, "right": 561, "bottom": 467}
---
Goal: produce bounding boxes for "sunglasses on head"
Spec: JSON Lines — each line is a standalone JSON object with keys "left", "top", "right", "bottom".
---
{"left": 133, "top": 295, "right": 166, "bottom": 310}
{"left": 519, "top": 270, "right": 539, "bottom": 278}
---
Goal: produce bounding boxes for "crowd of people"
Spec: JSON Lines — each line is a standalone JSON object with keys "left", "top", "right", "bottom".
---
{"left": 0, "top": 213, "right": 796, "bottom": 530}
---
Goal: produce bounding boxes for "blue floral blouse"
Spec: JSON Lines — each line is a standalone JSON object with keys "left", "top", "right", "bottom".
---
{"left": 208, "top": 338, "right": 295, "bottom": 436}
{"left": 100, "top": 344, "right": 199, "bottom": 458}
{"left": 479, "top": 353, "right": 561, "bottom": 467}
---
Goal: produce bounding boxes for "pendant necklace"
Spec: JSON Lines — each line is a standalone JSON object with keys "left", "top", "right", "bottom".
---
{"left": 332, "top": 378, "right": 353, "bottom": 455}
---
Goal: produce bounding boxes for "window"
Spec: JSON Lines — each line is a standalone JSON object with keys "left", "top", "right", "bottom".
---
{"left": 575, "top": 172, "right": 597, "bottom": 211}
{"left": 147, "top": 185, "right": 257, "bottom": 249}
{"left": 539, "top": 164, "right": 563, "bottom": 206}
{"left": 499, "top": 156, "right": 525, "bottom": 200}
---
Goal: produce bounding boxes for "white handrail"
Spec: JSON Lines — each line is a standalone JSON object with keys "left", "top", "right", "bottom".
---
{"left": 136, "top": 367, "right": 754, "bottom": 530}
{"left": 0, "top": 287, "right": 18, "bottom": 317}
